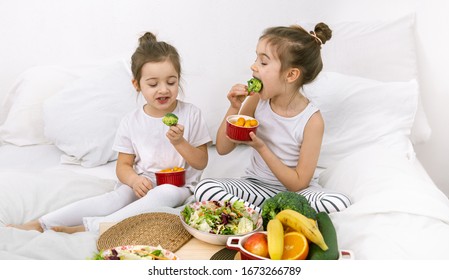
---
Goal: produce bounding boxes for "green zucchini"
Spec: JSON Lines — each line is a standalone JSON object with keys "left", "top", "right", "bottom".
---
{"left": 306, "top": 212, "right": 339, "bottom": 260}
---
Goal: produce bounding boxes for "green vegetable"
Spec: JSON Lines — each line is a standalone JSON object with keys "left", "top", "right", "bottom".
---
{"left": 261, "top": 191, "right": 317, "bottom": 230}
{"left": 181, "top": 203, "right": 194, "bottom": 223}
{"left": 162, "top": 113, "right": 178, "bottom": 126}
{"left": 151, "top": 249, "right": 163, "bottom": 257}
{"left": 307, "top": 212, "right": 339, "bottom": 260}
{"left": 90, "top": 250, "right": 105, "bottom": 260}
{"left": 247, "top": 77, "right": 263, "bottom": 93}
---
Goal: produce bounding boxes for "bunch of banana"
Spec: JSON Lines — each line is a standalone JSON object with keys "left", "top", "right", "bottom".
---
{"left": 275, "top": 209, "right": 328, "bottom": 251}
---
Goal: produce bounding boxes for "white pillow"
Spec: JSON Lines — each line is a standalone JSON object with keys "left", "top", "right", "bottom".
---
{"left": 0, "top": 66, "right": 79, "bottom": 146}
{"left": 43, "top": 60, "right": 138, "bottom": 167}
{"left": 314, "top": 14, "right": 418, "bottom": 83}
{"left": 303, "top": 72, "right": 418, "bottom": 169}
{"left": 300, "top": 14, "right": 431, "bottom": 145}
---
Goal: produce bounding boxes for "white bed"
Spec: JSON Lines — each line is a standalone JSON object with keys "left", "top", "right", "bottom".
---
{"left": 1, "top": 14, "right": 449, "bottom": 260}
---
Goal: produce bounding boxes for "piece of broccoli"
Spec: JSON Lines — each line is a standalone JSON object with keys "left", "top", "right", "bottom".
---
{"left": 247, "top": 77, "right": 263, "bottom": 93}
{"left": 261, "top": 191, "right": 317, "bottom": 230}
{"left": 162, "top": 113, "right": 178, "bottom": 126}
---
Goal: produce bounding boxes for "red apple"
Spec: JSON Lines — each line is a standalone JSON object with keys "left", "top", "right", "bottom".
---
{"left": 243, "top": 232, "right": 269, "bottom": 258}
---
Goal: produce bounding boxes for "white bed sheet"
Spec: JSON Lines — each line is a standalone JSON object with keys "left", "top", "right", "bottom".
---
{"left": 1, "top": 143, "right": 449, "bottom": 260}
{"left": 319, "top": 145, "right": 449, "bottom": 259}
{"left": 0, "top": 144, "right": 117, "bottom": 180}
{"left": 0, "top": 144, "right": 248, "bottom": 259}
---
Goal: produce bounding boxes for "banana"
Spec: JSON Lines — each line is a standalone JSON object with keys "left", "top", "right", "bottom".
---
{"left": 267, "top": 218, "right": 284, "bottom": 260}
{"left": 275, "top": 209, "right": 328, "bottom": 251}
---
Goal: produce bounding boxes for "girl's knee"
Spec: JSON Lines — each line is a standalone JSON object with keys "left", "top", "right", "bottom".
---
{"left": 193, "top": 178, "right": 219, "bottom": 201}
{"left": 144, "top": 184, "right": 191, "bottom": 206}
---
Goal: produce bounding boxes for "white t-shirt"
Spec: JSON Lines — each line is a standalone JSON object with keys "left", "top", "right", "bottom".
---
{"left": 245, "top": 99, "right": 319, "bottom": 183}
{"left": 112, "top": 100, "right": 212, "bottom": 191}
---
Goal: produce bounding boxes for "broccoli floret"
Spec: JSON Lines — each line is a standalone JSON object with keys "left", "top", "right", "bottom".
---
{"left": 162, "top": 113, "right": 178, "bottom": 126}
{"left": 247, "top": 77, "right": 263, "bottom": 93}
{"left": 261, "top": 191, "right": 317, "bottom": 230}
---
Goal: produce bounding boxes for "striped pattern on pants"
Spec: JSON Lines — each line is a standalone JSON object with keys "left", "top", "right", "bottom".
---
{"left": 194, "top": 177, "right": 351, "bottom": 213}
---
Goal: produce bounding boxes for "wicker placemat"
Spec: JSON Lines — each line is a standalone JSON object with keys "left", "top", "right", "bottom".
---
{"left": 97, "top": 212, "right": 192, "bottom": 253}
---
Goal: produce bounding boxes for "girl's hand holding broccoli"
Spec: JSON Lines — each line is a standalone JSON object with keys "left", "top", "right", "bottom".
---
{"left": 166, "top": 124, "right": 185, "bottom": 145}
{"left": 227, "top": 84, "right": 252, "bottom": 110}
{"left": 130, "top": 175, "right": 153, "bottom": 198}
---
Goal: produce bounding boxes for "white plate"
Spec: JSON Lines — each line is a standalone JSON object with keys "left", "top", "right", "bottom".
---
{"left": 101, "top": 245, "right": 179, "bottom": 260}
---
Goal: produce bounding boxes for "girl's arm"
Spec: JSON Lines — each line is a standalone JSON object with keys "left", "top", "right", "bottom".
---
{"left": 166, "top": 125, "right": 209, "bottom": 170}
{"left": 249, "top": 112, "right": 324, "bottom": 192}
{"left": 116, "top": 152, "right": 153, "bottom": 197}
{"left": 216, "top": 84, "right": 259, "bottom": 155}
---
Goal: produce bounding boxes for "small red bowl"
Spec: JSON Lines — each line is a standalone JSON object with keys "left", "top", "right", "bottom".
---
{"left": 155, "top": 169, "right": 186, "bottom": 187}
{"left": 226, "top": 115, "right": 259, "bottom": 141}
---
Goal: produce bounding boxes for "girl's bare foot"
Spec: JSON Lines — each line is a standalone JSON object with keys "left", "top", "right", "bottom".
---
{"left": 52, "top": 225, "right": 85, "bottom": 234}
{"left": 7, "top": 220, "right": 43, "bottom": 232}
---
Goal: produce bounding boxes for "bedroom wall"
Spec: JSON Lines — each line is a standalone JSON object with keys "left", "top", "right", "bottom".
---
{"left": 0, "top": 0, "right": 448, "bottom": 197}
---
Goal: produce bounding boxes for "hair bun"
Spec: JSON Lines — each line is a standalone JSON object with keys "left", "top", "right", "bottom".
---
{"left": 314, "top": 22, "right": 332, "bottom": 44}
{"left": 138, "top": 32, "right": 158, "bottom": 46}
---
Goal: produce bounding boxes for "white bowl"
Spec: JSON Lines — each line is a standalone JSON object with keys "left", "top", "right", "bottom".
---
{"left": 179, "top": 201, "right": 263, "bottom": 245}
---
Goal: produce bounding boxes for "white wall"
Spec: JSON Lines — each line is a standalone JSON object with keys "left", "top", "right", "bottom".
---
{"left": 0, "top": 0, "right": 448, "bottom": 196}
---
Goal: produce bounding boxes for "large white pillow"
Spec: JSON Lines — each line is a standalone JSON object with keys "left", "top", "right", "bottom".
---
{"left": 303, "top": 72, "right": 418, "bottom": 169}
{"left": 314, "top": 14, "right": 418, "bottom": 83}
{"left": 0, "top": 66, "right": 79, "bottom": 146}
{"left": 301, "top": 14, "right": 430, "bottom": 145}
{"left": 43, "top": 60, "right": 139, "bottom": 167}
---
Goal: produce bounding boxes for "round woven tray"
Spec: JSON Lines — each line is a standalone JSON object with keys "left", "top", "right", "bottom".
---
{"left": 97, "top": 212, "right": 192, "bottom": 253}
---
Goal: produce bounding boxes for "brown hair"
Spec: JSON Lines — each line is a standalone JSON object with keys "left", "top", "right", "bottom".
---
{"left": 260, "top": 22, "right": 332, "bottom": 89}
{"left": 131, "top": 32, "right": 182, "bottom": 87}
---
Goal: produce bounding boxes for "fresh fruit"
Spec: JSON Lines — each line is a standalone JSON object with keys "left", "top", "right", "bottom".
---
{"left": 243, "top": 232, "right": 269, "bottom": 258}
{"left": 281, "top": 231, "right": 309, "bottom": 260}
{"left": 267, "top": 219, "right": 284, "bottom": 260}
{"left": 232, "top": 117, "right": 258, "bottom": 128}
{"left": 159, "top": 166, "right": 185, "bottom": 172}
{"left": 249, "top": 119, "right": 258, "bottom": 127}
{"left": 307, "top": 212, "right": 339, "bottom": 260}
{"left": 236, "top": 117, "right": 246, "bottom": 126}
{"left": 275, "top": 209, "right": 328, "bottom": 251}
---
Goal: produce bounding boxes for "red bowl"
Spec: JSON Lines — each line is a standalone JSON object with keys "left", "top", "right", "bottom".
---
{"left": 227, "top": 231, "right": 354, "bottom": 260}
{"left": 226, "top": 231, "right": 270, "bottom": 260}
{"left": 226, "top": 115, "right": 259, "bottom": 141}
{"left": 155, "top": 169, "right": 186, "bottom": 187}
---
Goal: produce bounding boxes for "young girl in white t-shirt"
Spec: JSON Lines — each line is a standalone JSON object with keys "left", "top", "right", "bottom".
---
{"left": 10, "top": 32, "right": 211, "bottom": 234}
{"left": 195, "top": 23, "right": 351, "bottom": 214}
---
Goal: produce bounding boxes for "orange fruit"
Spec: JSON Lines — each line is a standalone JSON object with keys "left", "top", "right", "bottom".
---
{"left": 281, "top": 231, "right": 309, "bottom": 260}
{"left": 243, "top": 120, "right": 252, "bottom": 128}
{"left": 236, "top": 117, "right": 245, "bottom": 127}
{"left": 249, "top": 119, "right": 258, "bottom": 127}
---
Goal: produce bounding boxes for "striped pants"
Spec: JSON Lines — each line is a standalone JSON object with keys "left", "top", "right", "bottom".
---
{"left": 194, "top": 177, "right": 351, "bottom": 213}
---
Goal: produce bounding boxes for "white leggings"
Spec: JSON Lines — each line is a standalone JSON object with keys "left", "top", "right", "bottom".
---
{"left": 194, "top": 177, "right": 351, "bottom": 213}
{"left": 39, "top": 183, "right": 191, "bottom": 234}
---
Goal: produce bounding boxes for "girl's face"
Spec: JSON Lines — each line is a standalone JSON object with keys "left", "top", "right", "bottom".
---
{"left": 133, "top": 60, "right": 179, "bottom": 117}
{"left": 250, "top": 38, "right": 284, "bottom": 100}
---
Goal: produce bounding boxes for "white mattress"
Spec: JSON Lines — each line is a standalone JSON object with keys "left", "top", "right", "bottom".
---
{"left": 2, "top": 143, "right": 449, "bottom": 260}
{"left": 0, "top": 144, "right": 117, "bottom": 180}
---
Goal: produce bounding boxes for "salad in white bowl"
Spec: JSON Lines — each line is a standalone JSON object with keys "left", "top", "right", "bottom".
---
{"left": 180, "top": 200, "right": 262, "bottom": 245}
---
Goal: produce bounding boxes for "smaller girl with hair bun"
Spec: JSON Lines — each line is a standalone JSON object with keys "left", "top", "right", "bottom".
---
{"left": 195, "top": 23, "right": 352, "bottom": 214}
{"left": 10, "top": 32, "right": 211, "bottom": 234}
